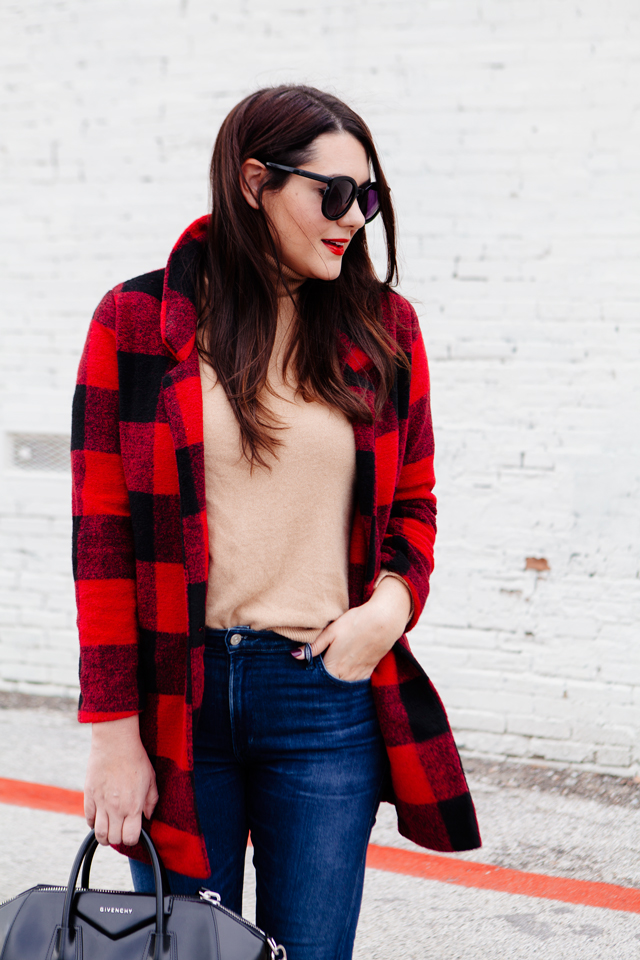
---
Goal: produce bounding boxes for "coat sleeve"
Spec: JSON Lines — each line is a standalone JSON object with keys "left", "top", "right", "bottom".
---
{"left": 72, "top": 290, "right": 141, "bottom": 722}
{"left": 379, "top": 301, "right": 437, "bottom": 630}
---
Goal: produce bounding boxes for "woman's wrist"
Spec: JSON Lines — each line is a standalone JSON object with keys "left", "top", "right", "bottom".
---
{"left": 369, "top": 574, "right": 411, "bottom": 625}
{"left": 362, "top": 576, "right": 412, "bottom": 655}
{"left": 90, "top": 713, "right": 142, "bottom": 748}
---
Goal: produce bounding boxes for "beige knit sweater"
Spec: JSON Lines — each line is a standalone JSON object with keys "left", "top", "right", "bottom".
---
{"left": 200, "top": 312, "right": 357, "bottom": 642}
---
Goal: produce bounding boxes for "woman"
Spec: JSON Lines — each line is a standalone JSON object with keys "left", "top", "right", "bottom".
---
{"left": 72, "top": 85, "right": 480, "bottom": 960}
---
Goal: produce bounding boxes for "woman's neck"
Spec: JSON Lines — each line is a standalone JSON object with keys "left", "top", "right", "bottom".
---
{"left": 272, "top": 268, "right": 301, "bottom": 382}
{"left": 265, "top": 254, "right": 306, "bottom": 300}
{"left": 197, "top": 255, "right": 305, "bottom": 340}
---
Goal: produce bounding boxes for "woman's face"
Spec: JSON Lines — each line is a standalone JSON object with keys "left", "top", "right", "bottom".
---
{"left": 243, "top": 131, "right": 371, "bottom": 282}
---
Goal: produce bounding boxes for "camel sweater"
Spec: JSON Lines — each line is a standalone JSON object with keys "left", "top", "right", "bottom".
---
{"left": 200, "top": 318, "right": 357, "bottom": 641}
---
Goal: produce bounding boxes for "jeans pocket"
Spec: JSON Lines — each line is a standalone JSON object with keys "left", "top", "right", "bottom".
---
{"left": 317, "top": 653, "right": 372, "bottom": 688}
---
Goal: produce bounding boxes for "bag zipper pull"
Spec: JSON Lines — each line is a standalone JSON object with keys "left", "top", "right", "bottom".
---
{"left": 198, "top": 888, "right": 222, "bottom": 905}
{"left": 267, "top": 937, "right": 287, "bottom": 959}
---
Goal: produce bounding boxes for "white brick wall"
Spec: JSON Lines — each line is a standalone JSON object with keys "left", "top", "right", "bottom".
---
{"left": 1, "top": 1, "right": 639, "bottom": 774}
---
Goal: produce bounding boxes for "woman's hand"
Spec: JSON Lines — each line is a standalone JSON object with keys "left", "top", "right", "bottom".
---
{"left": 294, "top": 575, "right": 413, "bottom": 681}
{"left": 84, "top": 714, "right": 159, "bottom": 847}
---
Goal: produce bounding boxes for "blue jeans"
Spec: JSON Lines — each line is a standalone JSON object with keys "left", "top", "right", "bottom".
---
{"left": 131, "top": 626, "right": 388, "bottom": 960}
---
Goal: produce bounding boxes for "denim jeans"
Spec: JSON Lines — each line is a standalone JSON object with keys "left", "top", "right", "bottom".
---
{"left": 130, "top": 626, "right": 388, "bottom": 960}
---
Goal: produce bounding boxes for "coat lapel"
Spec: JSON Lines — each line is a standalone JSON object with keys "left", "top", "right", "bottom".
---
{"left": 340, "top": 332, "right": 379, "bottom": 599}
{"left": 159, "top": 219, "right": 209, "bottom": 642}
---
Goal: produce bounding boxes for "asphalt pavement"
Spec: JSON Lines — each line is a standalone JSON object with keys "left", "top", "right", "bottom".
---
{"left": 1, "top": 693, "right": 639, "bottom": 958}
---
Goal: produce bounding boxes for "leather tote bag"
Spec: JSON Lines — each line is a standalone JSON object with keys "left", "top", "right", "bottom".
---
{"left": 0, "top": 828, "right": 286, "bottom": 959}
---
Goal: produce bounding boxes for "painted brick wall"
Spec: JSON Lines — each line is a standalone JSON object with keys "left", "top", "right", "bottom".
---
{"left": 1, "top": 1, "right": 638, "bottom": 774}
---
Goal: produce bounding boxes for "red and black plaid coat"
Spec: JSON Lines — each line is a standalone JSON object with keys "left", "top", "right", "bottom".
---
{"left": 72, "top": 216, "right": 480, "bottom": 876}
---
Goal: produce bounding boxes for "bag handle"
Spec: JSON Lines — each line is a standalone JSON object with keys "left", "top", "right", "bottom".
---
{"left": 80, "top": 833, "right": 172, "bottom": 895}
{"left": 79, "top": 836, "right": 99, "bottom": 890}
{"left": 53, "top": 828, "right": 166, "bottom": 960}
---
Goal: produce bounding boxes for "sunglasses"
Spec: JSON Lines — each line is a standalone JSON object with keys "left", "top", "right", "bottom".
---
{"left": 264, "top": 162, "right": 381, "bottom": 223}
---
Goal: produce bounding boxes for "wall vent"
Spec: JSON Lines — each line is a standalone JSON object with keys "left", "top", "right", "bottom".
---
{"left": 8, "top": 433, "right": 71, "bottom": 473}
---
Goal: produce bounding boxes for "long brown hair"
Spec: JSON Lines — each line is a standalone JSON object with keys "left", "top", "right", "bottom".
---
{"left": 198, "top": 84, "right": 403, "bottom": 466}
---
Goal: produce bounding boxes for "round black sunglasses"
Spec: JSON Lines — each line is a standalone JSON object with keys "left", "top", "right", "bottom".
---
{"left": 265, "top": 162, "right": 381, "bottom": 223}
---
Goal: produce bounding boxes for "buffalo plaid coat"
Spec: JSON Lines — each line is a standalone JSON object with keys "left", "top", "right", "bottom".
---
{"left": 72, "top": 216, "right": 480, "bottom": 877}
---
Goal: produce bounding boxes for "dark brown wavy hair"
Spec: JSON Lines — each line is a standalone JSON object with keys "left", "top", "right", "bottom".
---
{"left": 197, "top": 84, "right": 404, "bottom": 466}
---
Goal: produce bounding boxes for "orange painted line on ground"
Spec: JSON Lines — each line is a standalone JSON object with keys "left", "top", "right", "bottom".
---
{"left": 2, "top": 778, "right": 639, "bottom": 914}
{"left": 0, "top": 777, "right": 84, "bottom": 817}
{"left": 366, "top": 844, "right": 640, "bottom": 914}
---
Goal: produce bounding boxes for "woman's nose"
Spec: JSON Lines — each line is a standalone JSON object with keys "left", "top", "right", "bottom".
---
{"left": 337, "top": 199, "right": 366, "bottom": 231}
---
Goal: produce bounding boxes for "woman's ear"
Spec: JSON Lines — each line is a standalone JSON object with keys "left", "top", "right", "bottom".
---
{"left": 240, "top": 158, "right": 267, "bottom": 210}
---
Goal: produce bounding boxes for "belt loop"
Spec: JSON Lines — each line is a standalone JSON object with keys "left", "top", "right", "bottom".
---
{"left": 304, "top": 643, "right": 313, "bottom": 669}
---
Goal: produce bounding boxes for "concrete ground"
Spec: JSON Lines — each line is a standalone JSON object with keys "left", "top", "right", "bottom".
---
{"left": 1, "top": 694, "right": 639, "bottom": 958}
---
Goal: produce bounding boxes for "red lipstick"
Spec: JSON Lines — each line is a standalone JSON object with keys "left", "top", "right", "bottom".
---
{"left": 321, "top": 239, "right": 349, "bottom": 256}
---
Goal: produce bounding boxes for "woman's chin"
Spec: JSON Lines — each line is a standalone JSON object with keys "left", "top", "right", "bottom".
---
{"left": 310, "top": 258, "right": 343, "bottom": 282}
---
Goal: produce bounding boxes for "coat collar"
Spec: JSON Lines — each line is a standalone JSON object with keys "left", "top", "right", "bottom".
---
{"left": 161, "top": 216, "right": 209, "bottom": 362}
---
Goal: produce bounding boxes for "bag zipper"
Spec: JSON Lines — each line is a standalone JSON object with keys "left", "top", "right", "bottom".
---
{"left": 2, "top": 885, "right": 263, "bottom": 938}
{"left": 198, "top": 891, "right": 287, "bottom": 959}
{"left": 0, "top": 886, "right": 168, "bottom": 908}
{"left": 0, "top": 885, "right": 68, "bottom": 908}
{"left": 198, "top": 889, "right": 265, "bottom": 937}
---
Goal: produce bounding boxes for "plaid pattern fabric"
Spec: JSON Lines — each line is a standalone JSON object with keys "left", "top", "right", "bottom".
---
{"left": 72, "top": 217, "right": 480, "bottom": 877}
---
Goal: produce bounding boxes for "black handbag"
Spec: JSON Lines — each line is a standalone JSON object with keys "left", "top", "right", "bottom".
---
{"left": 0, "top": 828, "right": 286, "bottom": 960}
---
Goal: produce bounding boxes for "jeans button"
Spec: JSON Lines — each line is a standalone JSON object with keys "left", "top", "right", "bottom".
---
{"left": 229, "top": 633, "right": 242, "bottom": 645}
